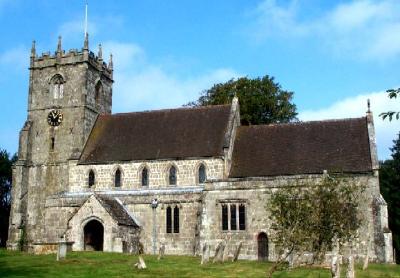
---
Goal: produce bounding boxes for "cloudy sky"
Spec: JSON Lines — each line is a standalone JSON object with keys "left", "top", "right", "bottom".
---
{"left": 0, "top": 0, "right": 399, "bottom": 159}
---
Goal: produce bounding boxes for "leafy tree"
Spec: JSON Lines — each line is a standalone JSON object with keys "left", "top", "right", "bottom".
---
{"left": 187, "top": 76, "right": 297, "bottom": 125}
{"left": 380, "top": 88, "right": 400, "bottom": 121}
{"left": 380, "top": 133, "right": 400, "bottom": 264}
{"left": 0, "top": 149, "right": 17, "bottom": 247}
{"left": 267, "top": 176, "right": 364, "bottom": 277}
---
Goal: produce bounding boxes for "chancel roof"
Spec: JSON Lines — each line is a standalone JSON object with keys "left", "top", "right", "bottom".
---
{"left": 79, "top": 105, "right": 232, "bottom": 164}
{"left": 229, "top": 117, "right": 373, "bottom": 178}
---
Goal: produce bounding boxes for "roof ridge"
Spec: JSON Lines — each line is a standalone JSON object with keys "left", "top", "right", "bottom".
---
{"left": 107, "top": 104, "right": 231, "bottom": 117}
{"left": 238, "top": 116, "right": 366, "bottom": 129}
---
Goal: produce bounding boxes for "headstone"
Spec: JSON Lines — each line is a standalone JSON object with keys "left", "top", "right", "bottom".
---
{"left": 331, "top": 255, "right": 340, "bottom": 278}
{"left": 158, "top": 243, "right": 165, "bottom": 260}
{"left": 212, "top": 242, "right": 223, "bottom": 263}
{"left": 56, "top": 238, "right": 67, "bottom": 261}
{"left": 201, "top": 244, "right": 209, "bottom": 265}
{"left": 134, "top": 256, "right": 147, "bottom": 269}
{"left": 346, "top": 255, "right": 355, "bottom": 278}
{"left": 232, "top": 242, "right": 242, "bottom": 262}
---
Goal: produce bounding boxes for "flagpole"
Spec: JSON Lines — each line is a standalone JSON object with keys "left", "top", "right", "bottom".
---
{"left": 84, "top": 1, "right": 88, "bottom": 37}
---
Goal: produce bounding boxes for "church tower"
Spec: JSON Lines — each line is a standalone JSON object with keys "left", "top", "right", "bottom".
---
{"left": 7, "top": 35, "right": 113, "bottom": 250}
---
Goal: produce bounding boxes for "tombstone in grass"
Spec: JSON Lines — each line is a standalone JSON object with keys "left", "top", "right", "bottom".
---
{"left": 201, "top": 244, "right": 210, "bottom": 265}
{"left": 232, "top": 242, "right": 242, "bottom": 262}
{"left": 213, "top": 242, "right": 225, "bottom": 263}
{"left": 134, "top": 256, "right": 147, "bottom": 269}
{"left": 57, "top": 235, "right": 67, "bottom": 261}
{"left": 158, "top": 242, "right": 165, "bottom": 260}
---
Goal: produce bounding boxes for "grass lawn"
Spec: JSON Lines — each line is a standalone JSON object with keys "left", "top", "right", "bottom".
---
{"left": 0, "top": 249, "right": 399, "bottom": 277}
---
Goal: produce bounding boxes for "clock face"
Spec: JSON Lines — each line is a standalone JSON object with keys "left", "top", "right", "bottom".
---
{"left": 47, "top": 109, "right": 63, "bottom": 126}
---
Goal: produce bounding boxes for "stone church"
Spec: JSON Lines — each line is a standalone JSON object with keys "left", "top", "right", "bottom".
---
{"left": 7, "top": 35, "right": 393, "bottom": 263}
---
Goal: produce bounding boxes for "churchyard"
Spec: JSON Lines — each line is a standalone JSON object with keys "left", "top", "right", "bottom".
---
{"left": 0, "top": 249, "right": 399, "bottom": 278}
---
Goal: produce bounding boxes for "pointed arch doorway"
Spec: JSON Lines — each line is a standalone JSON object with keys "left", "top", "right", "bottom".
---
{"left": 257, "top": 232, "right": 269, "bottom": 261}
{"left": 84, "top": 219, "right": 104, "bottom": 251}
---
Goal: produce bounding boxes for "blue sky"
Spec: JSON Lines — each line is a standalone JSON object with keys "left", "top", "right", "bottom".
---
{"left": 0, "top": 0, "right": 399, "bottom": 159}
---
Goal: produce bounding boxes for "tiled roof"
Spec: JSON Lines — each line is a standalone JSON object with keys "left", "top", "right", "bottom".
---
{"left": 229, "top": 117, "right": 372, "bottom": 177}
{"left": 79, "top": 105, "right": 232, "bottom": 164}
{"left": 96, "top": 195, "right": 139, "bottom": 227}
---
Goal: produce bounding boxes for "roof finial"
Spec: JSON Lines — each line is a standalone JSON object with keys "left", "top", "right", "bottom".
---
{"left": 84, "top": 0, "right": 88, "bottom": 39}
{"left": 31, "top": 40, "right": 36, "bottom": 58}
{"left": 367, "top": 98, "right": 371, "bottom": 113}
{"left": 108, "top": 53, "right": 113, "bottom": 70}
{"left": 98, "top": 44, "right": 103, "bottom": 60}
{"left": 57, "top": 36, "right": 62, "bottom": 54}
{"left": 84, "top": 32, "right": 89, "bottom": 51}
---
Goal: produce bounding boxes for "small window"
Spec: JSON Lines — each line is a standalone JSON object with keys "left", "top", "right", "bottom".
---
{"left": 51, "top": 74, "right": 64, "bottom": 99}
{"left": 169, "top": 166, "right": 177, "bottom": 185}
{"left": 50, "top": 137, "right": 55, "bottom": 151}
{"left": 166, "top": 207, "right": 172, "bottom": 233}
{"left": 142, "top": 168, "right": 149, "bottom": 186}
{"left": 173, "top": 206, "right": 180, "bottom": 233}
{"left": 221, "top": 203, "right": 246, "bottom": 231}
{"left": 88, "top": 170, "right": 95, "bottom": 188}
{"left": 115, "top": 169, "right": 121, "bottom": 187}
{"left": 222, "top": 205, "right": 228, "bottom": 231}
{"left": 198, "top": 164, "right": 206, "bottom": 184}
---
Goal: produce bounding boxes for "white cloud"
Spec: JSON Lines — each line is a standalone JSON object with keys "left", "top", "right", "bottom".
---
{"left": 299, "top": 90, "right": 400, "bottom": 160}
{"left": 100, "top": 41, "right": 240, "bottom": 112}
{"left": 249, "top": 0, "right": 400, "bottom": 60}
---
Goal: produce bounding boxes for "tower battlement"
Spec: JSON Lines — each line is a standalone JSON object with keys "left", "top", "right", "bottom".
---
{"left": 30, "top": 35, "right": 113, "bottom": 80}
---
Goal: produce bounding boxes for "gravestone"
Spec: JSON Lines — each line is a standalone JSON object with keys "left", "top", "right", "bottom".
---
{"left": 158, "top": 243, "right": 165, "bottom": 260}
{"left": 56, "top": 237, "right": 68, "bottom": 261}
{"left": 201, "top": 244, "right": 210, "bottom": 264}
{"left": 232, "top": 242, "right": 242, "bottom": 262}
{"left": 213, "top": 242, "right": 225, "bottom": 263}
{"left": 134, "top": 256, "right": 147, "bottom": 269}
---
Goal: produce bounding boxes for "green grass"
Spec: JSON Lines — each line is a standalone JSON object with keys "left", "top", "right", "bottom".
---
{"left": 0, "top": 249, "right": 399, "bottom": 277}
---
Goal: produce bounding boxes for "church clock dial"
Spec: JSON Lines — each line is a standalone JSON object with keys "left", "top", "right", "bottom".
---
{"left": 47, "top": 109, "right": 63, "bottom": 126}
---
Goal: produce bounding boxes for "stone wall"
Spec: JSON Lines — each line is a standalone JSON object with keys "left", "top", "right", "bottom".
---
{"left": 200, "top": 173, "right": 391, "bottom": 262}
{"left": 69, "top": 158, "right": 225, "bottom": 191}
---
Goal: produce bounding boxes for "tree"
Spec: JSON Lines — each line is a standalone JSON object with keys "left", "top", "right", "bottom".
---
{"left": 187, "top": 76, "right": 297, "bottom": 125}
{"left": 380, "top": 88, "right": 400, "bottom": 121}
{"left": 267, "top": 176, "right": 364, "bottom": 277}
{"left": 380, "top": 133, "right": 400, "bottom": 264}
{"left": 0, "top": 149, "right": 17, "bottom": 247}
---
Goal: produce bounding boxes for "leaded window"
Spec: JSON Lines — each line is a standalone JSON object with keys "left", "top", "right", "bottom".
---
{"left": 198, "top": 164, "right": 206, "bottom": 184}
{"left": 166, "top": 205, "right": 180, "bottom": 234}
{"left": 221, "top": 203, "right": 246, "bottom": 231}
{"left": 166, "top": 207, "right": 172, "bottom": 233}
{"left": 142, "top": 167, "right": 149, "bottom": 186}
{"left": 88, "top": 170, "right": 95, "bottom": 188}
{"left": 115, "top": 169, "right": 121, "bottom": 187}
{"left": 169, "top": 166, "right": 177, "bottom": 185}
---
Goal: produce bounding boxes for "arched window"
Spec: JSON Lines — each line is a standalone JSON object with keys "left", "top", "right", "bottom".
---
{"left": 198, "top": 164, "right": 206, "bottom": 184}
{"left": 114, "top": 169, "right": 121, "bottom": 187}
{"left": 95, "top": 81, "right": 103, "bottom": 106}
{"left": 50, "top": 74, "right": 64, "bottom": 99}
{"left": 88, "top": 170, "right": 95, "bottom": 188}
{"left": 169, "top": 166, "right": 177, "bottom": 185}
{"left": 141, "top": 167, "right": 149, "bottom": 186}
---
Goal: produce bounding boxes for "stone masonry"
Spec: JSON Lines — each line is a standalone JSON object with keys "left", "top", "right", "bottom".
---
{"left": 7, "top": 36, "right": 393, "bottom": 263}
